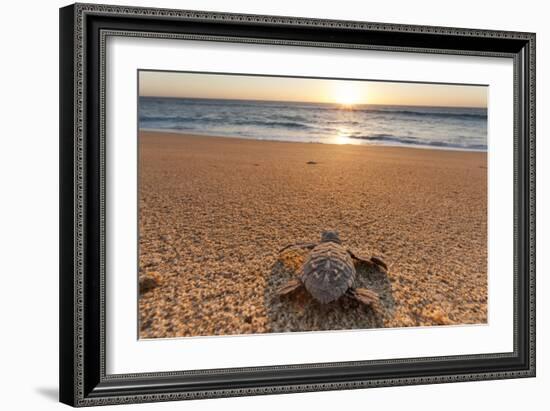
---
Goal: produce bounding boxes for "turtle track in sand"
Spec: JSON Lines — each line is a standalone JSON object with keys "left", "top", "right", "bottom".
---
{"left": 265, "top": 247, "right": 395, "bottom": 333}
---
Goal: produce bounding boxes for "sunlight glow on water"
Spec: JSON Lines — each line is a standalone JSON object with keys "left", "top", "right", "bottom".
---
{"left": 332, "top": 129, "right": 354, "bottom": 145}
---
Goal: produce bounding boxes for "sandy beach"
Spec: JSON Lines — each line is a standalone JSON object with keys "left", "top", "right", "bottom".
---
{"left": 138, "top": 131, "right": 487, "bottom": 338}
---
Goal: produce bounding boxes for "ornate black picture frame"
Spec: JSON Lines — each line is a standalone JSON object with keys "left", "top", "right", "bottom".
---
{"left": 59, "top": 3, "right": 535, "bottom": 407}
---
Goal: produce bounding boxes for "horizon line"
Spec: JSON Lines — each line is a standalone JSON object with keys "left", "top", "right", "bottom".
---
{"left": 138, "top": 95, "right": 488, "bottom": 109}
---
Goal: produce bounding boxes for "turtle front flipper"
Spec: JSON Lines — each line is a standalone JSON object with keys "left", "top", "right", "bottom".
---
{"left": 276, "top": 277, "right": 303, "bottom": 296}
{"left": 347, "top": 249, "right": 388, "bottom": 271}
{"left": 369, "top": 256, "right": 388, "bottom": 271}
{"left": 279, "top": 242, "right": 317, "bottom": 254}
{"left": 347, "top": 287, "right": 383, "bottom": 314}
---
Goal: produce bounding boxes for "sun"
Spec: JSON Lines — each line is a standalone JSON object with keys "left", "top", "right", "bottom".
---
{"left": 331, "top": 83, "right": 362, "bottom": 106}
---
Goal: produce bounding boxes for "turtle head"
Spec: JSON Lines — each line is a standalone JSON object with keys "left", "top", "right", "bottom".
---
{"left": 320, "top": 230, "right": 341, "bottom": 244}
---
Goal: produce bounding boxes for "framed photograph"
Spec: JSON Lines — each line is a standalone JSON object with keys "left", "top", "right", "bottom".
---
{"left": 59, "top": 3, "right": 536, "bottom": 407}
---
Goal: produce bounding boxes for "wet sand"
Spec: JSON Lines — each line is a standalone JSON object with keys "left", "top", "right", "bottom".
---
{"left": 138, "top": 131, "right": 487, "bottom": 338}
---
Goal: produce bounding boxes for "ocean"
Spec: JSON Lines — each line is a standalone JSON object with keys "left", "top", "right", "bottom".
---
{"left": 138, "top": 97, "right": 487, "bottom": 151}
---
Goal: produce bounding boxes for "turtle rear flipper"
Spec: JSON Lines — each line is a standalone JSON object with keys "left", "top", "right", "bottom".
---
{"left": 347, "top": 287, "right": 383, "bottom": 315}
{"left": 276, "top": 277, "right": 303, "bottom": 296}
{"left": 347, "top": 249, "right": 388, "bottom": 271}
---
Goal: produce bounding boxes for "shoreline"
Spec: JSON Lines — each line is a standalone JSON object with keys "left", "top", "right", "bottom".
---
{"left": 139, "top": 128, "right": 488, "bottom": 153}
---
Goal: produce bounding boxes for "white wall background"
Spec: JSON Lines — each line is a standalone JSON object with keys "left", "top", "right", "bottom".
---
{"left": 0, "top": 0, "right": 546, "bottom": 409}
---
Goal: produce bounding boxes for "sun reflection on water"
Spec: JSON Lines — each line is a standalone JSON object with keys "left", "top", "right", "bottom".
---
{"left": 333, "top": 128, "right": 353, "bottom": 145}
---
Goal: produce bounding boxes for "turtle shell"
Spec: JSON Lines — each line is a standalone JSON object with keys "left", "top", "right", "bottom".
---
{"left": 301, "top": 241, "right": 356, "bottom": 304}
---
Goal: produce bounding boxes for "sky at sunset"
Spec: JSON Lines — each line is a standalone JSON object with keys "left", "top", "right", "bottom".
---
{"left": 139, "top": 70, "right": 487, "bottom": 108}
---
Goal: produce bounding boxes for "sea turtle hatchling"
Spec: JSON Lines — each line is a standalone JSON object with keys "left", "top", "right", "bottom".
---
{"left": 277, "top": 230, "right": 388, "bottom": 313}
